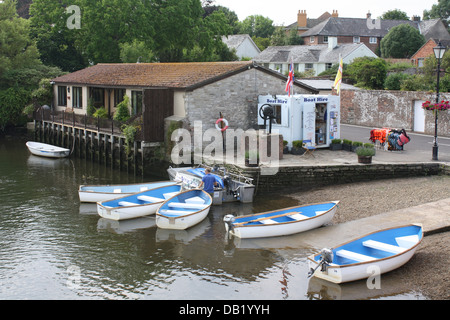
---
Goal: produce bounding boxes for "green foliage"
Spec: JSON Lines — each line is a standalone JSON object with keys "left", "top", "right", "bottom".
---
{"left": 113, "top": 96, "right": 131, "bottom": 122}
{"left": 120, "top": 40, "right": 156, "bottom": 63}
{"left": 238, "top": 15, "right": 274, "bottom": 38}
{"left": 380, "top": 24, "right": 425, "bottom": 58}
{"left": 347, "top": 57, "right": 388, "bottom": 89}
{"left": 385, "top": 73, "right": 411, "bottom": 90}
{"left": 356, "top": 146, "right": 376, "bottom": 157}
{"left": 0, "top": 87, "right": 30, "bottom": 130}
{"left": 331, "top": 139, "right": 341, "bottom": 144}
{"left": 292, "top": 140, "right": 303, "bottom": 148}
{"left": 86, "top": 99, "right": 96, "bottom": 117}
{"left": 121, "top": 123, "right": 137, "bottom": 154}
{"left": 93, "top": 107, "right": 108, "bottom": 119}
{"left": 343, "top": 139, "right": 352, "bottom": 145}
{"left": 381, "top": 9, "right": 409, "bottom": 20}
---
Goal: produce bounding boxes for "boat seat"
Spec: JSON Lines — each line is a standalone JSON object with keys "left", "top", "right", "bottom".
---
{"left": 336, "top": 249, "right": 376, "bottom": 262}
{"left": 168, "top": 202, "right": 208, "bottom": 210}
{"left": 362, "top": 240, "right": 405, "bottom": 254}
{"left": 118, "top": 201, "right": 138, "bottom": 207}
{"left": 140, "top": 187, "right": 149, "bottom": 191}
{"left": 259, "top": 219, "right": 277, "bottom": 224}
{"left": 289, "top": 213, "right": 309, "bottom": 220}
{"left": 395, "top": 235, "right": 419, "bottom": 248}
{"left": 163, "top": 192, "right": 179, "bottom": 199}
{"left": 113, "top": 189, "right": 121, "bottom": 193}
{"left": 137, "top": 195, "right": 164, "bottom": 203}
{"left": 185, "top": 196, "right": 205, "bottom": 204}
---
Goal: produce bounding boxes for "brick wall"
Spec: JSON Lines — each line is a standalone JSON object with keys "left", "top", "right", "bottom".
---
{"left": 341, "top": 89, "right": 450, "bottom": 137}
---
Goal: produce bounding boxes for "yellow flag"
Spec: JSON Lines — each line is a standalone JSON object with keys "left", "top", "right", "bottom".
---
{"left": 333, "top": 56, "right": 343, "bottom": 94}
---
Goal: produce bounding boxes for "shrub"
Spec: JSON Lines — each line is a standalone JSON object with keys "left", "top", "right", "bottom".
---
{"left": 331, "top": 139, "right": 341, "bottom": 144}
{"left": 93, "top": 107, "right": 108, "bottom": 119}
{"left": 292, "top": 140, "right": 303, "bottom": 148}
{"left": 356, "top": 146, "right": 376, "bottom": 157}
{"left": 113, "top": 95, "right": 130, "bottom": 122}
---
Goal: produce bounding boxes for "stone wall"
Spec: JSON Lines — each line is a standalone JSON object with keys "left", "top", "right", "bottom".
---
{"left": 341, "top": 89, "right": 450, "bottom": 137}
{"left": 243, "top": 163, "right": 444, "bottom": 194}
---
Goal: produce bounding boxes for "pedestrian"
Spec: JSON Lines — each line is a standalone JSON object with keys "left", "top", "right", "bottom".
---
{"left": 198, "top": 168, "right": 218, "bottom": 195}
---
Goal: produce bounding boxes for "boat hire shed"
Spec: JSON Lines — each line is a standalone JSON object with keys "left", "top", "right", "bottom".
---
{"left": 51, "top": 61, "right": 317, "bottom": 143}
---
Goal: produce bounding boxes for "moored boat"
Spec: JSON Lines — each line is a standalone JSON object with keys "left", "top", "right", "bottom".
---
{"left": 307, "top": 224, "right": 423, "bottom": 284}
{"left": 223, "top": 201, "right": 339, "bottom": 239}
{"left": 26, "top": 141, "right": 70, "bottom": 158}
{"left": 97, "top": 184, "right": 183, "bottom": 221}
{"left": 156, "top": 189, "right": 212, "bottom": 230}
{"left": 79, "top": 180, "right": 178, "bottom": 203}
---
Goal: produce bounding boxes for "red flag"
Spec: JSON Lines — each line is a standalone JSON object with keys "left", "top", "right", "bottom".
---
{"left": 285, "top": 60, "right": 294, "bottom": 96}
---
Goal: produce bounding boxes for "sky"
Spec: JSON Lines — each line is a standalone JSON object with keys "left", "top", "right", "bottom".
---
{"left": 213, "top": 0, "right": 440, "bottom": 25}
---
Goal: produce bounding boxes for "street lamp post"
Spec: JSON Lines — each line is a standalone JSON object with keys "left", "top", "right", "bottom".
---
{"left": 432, "top": 42, "right": 446, "bottom": 161}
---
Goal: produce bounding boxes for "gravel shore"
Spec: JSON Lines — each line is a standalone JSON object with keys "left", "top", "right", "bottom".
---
{"left": 289, "top": 175, "right": 450, "bottom": 300}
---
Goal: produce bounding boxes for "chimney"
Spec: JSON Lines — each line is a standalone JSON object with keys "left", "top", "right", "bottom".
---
{"left": 298, "top": 10, "right": 307, "bottom": 28}
{"left": 367, "top": 12, "right": 371, "bottom": 19}
{"left": 328, "top": 36, "right": 338, "bottom": 49}
{"left": 331, "top": 10, "right": 339, "bottom": 17}
{"left": 412, "top": 15, "right": 421, "bottom": 22}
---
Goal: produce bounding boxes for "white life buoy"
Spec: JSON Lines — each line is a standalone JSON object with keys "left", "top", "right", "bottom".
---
{"left": 215, "top": 118, "right": 229, "bottom": 132}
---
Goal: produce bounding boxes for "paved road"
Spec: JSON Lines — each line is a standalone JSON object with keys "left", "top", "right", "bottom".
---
{"left": 341, "top": 124, "right": 450, "bottom": 163}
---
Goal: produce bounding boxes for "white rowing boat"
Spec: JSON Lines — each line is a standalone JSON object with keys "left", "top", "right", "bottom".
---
{"left": 26, "top": 141, "right": 70, "bottom": 158}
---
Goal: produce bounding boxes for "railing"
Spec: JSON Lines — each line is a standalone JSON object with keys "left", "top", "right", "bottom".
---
{"left": 34, "top": 108, "right": 143, "bottom": 141}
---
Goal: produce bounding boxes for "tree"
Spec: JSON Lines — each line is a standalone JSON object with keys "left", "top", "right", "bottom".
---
{"left": 347, "top": 57, "right": 388, "bottom": 89}
{"left": 380, "top": 24, "right": 425, "bottom": 58}
{"left": 381, "top": 9, "right": 409, "bottom": 20}
{"left": 238, "top": 15, "right": 275, "bottom": 38}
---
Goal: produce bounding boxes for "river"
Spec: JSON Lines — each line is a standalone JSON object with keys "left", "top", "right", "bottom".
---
{"left": 0, "top": 134, "right": 427, "bottom": 300}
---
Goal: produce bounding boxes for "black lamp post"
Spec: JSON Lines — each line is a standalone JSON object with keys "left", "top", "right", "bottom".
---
{"left": 432, "top": 42, "right": 446, "bottom": 161}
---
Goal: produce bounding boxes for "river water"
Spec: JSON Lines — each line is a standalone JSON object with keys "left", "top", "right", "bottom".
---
{"left": 0, "top": 135, "right": 427, "bottom": 300}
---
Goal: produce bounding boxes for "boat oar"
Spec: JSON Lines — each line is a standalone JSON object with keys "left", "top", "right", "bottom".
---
{"left": 307, "top": 248, "right": 333, "bottom": 278}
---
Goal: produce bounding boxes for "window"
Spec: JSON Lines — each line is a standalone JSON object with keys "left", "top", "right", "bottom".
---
{"left": 310, "top": 36, "right": 315, "bottom": 43}
{"left": 323, "top": 36, "right": 328, "bottom": 43}
{"left": 57, "top": 86, "right": 67, "bottom": 106}
{"left": 353, "top": 36, "right": 360, "bottom": 43}
{"left": 131, "top": 91, "right": 142, "bottom": 115}
{"left": 90, "top": 88, "right": 104, "bottom": 108}
{"left": 369, "top": 37, "right": 377, "bottom": 44}
{"left": 115, "top": 89, "right": 126, "bottom": 106}
{"left": 418, "top": 58, "right": 425, "bottom": 68}
{"left": 305, "top": 63, "right": 314, "bottom": 70}
{"left": 325, "top": 63, "right": 333, "bottom": 70}
{"left": 73, "top": 87, "right": 83, "bottom": 109}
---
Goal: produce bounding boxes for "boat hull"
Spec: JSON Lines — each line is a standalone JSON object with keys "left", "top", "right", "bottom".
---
{"left": 97, "top": 184, "right": 183, "bottom": 221}
{"left": 156, "top": 189, "right": 212, "bottom": 230}
{"left": 226, "top": 201, "right": 339, "bottom": 239}
{"left": 78, "top": 181, "right": 177, "bottom": 203}
{"left": 26, "top": 142, "right": 70, "bottom": 158}
{"left": 307, "top": 224, "right": 423, "bottom": 284}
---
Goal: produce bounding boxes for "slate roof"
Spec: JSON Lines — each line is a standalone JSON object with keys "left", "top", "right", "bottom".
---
{"left": 52, "top": 61, "right": 255, "bottom": 89}
{"left": 254, "top": 43, "right": 373, "bottom": 64}
{"left": 221, "top": 34, "right": 260, "bottom": 53}
{"left": 301, "top": 17, "right": 450, "bottom": 41}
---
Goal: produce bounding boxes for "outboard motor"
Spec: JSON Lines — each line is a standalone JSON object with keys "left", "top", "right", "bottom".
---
{"left": 223, "top": 214, "right": 236, "bottom": 233}
{"left": 308, "top": 248, "right": 334, "bottom": 278}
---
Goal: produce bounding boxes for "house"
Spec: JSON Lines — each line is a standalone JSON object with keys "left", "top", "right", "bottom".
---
{"left": 285, "top": 10, "right": 339, "bottom": 35}
{"left": 221, "top": 34, "right": 261, "bottom": 59}
{"left": 300, "top": 13, "right": 450, "bottom": 54}
{"left": 253, "top": 39, "right": 377, "bottom": 76}
{"left": 51, "top": 61, "right": 317, "bottom": 142}
{"left": 411, "top": 39, "right": 450, "bottom": 67}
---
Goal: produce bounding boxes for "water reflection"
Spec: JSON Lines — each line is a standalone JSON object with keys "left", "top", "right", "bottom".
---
{"left": 0, "top": 136, "right": 427, "bottom": 300}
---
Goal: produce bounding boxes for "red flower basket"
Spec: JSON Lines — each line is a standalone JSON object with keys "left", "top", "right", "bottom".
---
{"left": 422, "top": 100, "right": 450, "bottom": 111}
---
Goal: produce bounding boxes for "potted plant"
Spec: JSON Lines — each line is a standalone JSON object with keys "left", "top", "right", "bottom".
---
{"left": 330, "top": 139, "right": 342, "bottom": 151}
{"left": 245, "top": 150, "right": 259, "bottom": 167}
{"left": 352, "top": 141, "right": 363, "bottom": 152}
{"left": 342, "top": 139, "right": 352, "bottom": 151}
{"left": 355, "top": 146, "right": 375, "bottom": 164}
{"left": 283, "top": 140, "right": 289, "bottom": 154}
{"left": 291, "top": 140, "right": 305, "bottom": 155}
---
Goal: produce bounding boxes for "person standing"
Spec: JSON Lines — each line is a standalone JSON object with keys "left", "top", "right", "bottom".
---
{"left": 198, "top": 168, "right": 217, "bottom": 195}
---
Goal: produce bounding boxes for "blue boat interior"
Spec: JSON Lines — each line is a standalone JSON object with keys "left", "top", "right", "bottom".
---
{"left": 234, "top": 202, "right": 336, "bottom": 226}
{"left": 81, "top": 181, "right": 175, "bottom": 193}
{"left": 158, "top": 190, "right": 212, "bottom": 217}
{"left": 187, "top": 168, "right": 225, "bottom": 188}
{"left": 314, "top": 225, "right": 423, "bottom": 265}
{"left": 101, "top": 184, "right": 182, "bottom": 207}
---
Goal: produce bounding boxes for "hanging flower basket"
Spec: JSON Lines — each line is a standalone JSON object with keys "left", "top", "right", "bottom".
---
{"left": 422, "top": 100, "right": 450, "bottom": 111}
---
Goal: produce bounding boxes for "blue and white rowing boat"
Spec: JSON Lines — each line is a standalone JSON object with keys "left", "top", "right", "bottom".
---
{"left": 97, "top": 184, "right": 183, "bottom": 221}
{"left": 223, "top": 201, "right": 339, "bottom": 239}
{"left": 156, "top": 189, "right": 212, "bottom": 230}
{"left": 307, "top": 224, "right": 423, "bottom": 283}
{"left": 79, "top": 180, "right": 178, "bottom": 203}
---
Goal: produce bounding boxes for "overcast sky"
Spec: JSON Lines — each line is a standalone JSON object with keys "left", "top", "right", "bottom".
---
{"left": 213, "top": 0, "right": 439, "bottom": 25}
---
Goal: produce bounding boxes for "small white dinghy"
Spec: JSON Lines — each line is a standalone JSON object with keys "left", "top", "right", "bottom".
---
{"left": 223, "top": 201, "right": 339, "bottom": 239}
{"left": 156, "top": 189, "right": 212, "bottom": 230}
{"left": 307, "top": 224, "right": 423, "bottom": 284}
{"left": 97, "top": 184, "right": 184, "bottom": 221}
{"left": 79, "top": 180, "right": 178, "bottom": 203}
{"left": 26, "top": 141, "right": 70, "bottom": 158}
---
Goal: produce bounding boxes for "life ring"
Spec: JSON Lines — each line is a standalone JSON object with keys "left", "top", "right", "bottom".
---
{"left": 215, "top": 118, "right": 229, "bottom": 132}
